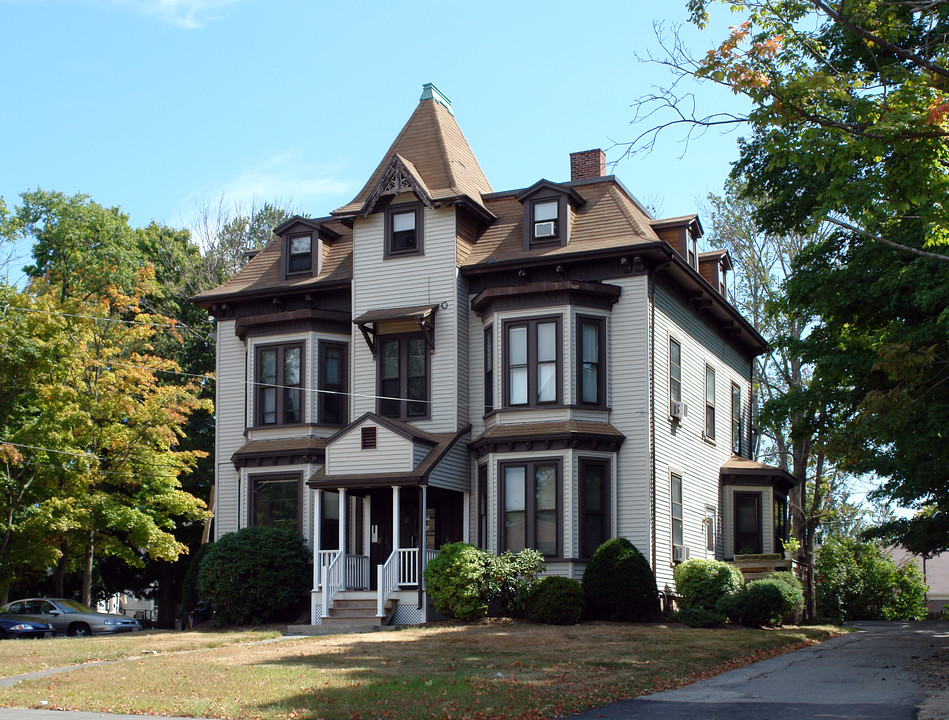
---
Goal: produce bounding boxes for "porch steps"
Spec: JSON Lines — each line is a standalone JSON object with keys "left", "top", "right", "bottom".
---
{"left": 285, "top": 597, "right": 398, "bottom": 636}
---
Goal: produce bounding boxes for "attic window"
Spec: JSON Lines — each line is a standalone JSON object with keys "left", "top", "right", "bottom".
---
{"left": 532, "top": 201, "right": 559, "bottom": 241}
{"left": 385, "top": 203, "right": 423, "bottom": 257}
{"left": 361, "top": 426, "right": 377, "bottom": 450}
{"left": 288, "top": 233, "right": 313, "bottom": 274}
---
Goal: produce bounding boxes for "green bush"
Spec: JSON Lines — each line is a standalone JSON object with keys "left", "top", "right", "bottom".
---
{"left": 582, "top": 538, "right": 659, "bottom": 621}
{"left": 673, "top": 558, "right": 744, "bottom": 612}
{"left": 815, "top": 538, "right": 927, "bottom": 622}
{"left": 717, "top": 577, "right": 800, "bottom": 627}
{"left": 483, "top": 548, "right": 546, "bottom": 616}
{"left": 675, "top": 606, "right": 727, "bottom": 628}
{"left": 423, "top": 542, "right": 491, "bottom": 620}
{"left": 198, "top": 527, "right": 309, "bottom": 626}
{"left": 526, "top": 576, "right": 584, "bottom": 625}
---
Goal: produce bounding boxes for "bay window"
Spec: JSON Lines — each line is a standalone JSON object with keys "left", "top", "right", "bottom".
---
{"left": 579, "top": 458, "right": 609, "bottom": 557}
{"left": 251, "top": 474, "right": 300, "bottom": 530}
{"left": 256, "top": 343, "right": 304, "bottom": 426}
{"left": 577, "top": 316, "right": 606, "bottom": 407}
{"left": 500, "top": 460, "right": 560, "bottom": 556}
{"left": 319, "top": 341, "right": 347, "bottom": 426}
{"left": 378, "top": 335, "right": 429, "bottom": 419}
{"left": 504, "top": 317, "right": 561, "bottom": 408}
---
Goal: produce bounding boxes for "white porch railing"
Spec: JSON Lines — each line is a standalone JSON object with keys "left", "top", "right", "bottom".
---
{"left": 346, "top": 554, "right": 370, "bottom": 590}
{"left": 376, "top": 548, "right": 441, "bottom": 617}
{"left": 320, "top": 550, "right": 343, "bottom": 618}
{"left": 377, "top": 549, "right": 400, "bottom": 617}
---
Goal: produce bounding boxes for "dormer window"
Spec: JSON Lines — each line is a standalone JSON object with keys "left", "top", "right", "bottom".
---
{"left": 288, "top": 234, "right": 313, "bottom": 274}
{"left": 385, "top": 203, "right": 424, "bottom": 257}
{"left": 532, "top": 200, "right": 559, "bottom": 241}
{"left": 689, "top": 235, "right": 697, "bottom": 269}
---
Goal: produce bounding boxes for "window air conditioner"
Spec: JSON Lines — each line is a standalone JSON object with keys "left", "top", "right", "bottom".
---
{"left": 673, "top": 544, "right": 690, "bottom": 563}
{"left": 670, "top": 401, "right": 688, "bottom": 419}
{"left": 534, "top": 221, "right": 557, "bottom": 238}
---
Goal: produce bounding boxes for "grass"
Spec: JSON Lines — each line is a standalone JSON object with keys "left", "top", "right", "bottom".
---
{"left": 0, "top": 620, "right": 839, "bottom": 720}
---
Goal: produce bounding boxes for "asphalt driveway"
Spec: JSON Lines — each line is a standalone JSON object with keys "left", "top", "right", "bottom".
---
{"left": 568, "top": 621, "right": 949, "bottom": 720}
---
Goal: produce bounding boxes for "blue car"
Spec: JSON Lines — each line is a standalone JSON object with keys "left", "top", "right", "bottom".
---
{"left": 0, "top": 608, "right": 54, "bottom": 639}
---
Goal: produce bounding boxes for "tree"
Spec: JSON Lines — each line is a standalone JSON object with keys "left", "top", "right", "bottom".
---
{"left": 631, "top": 0, "right": 949, "bottom": 553}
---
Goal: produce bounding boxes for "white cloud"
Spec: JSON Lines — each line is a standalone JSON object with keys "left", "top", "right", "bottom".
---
{"left": 114, "top": 0, "right": 240, "bottom": 29}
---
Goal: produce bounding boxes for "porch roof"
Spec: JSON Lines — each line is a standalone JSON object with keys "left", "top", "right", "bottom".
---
{"left": 720, "top": 456, "right": 798, "bottom": 492}
{"left": 231, "top": 436, "right": 325, "bottom": 468}
{"left": 307, "top": 425, "right": 470, "bottom": 490}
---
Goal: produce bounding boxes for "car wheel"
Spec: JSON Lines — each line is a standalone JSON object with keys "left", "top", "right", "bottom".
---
{"left": 68, "top": 623, "right": 91, "bottom": 637}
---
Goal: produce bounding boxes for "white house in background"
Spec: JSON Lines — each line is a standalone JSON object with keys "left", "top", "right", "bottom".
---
{"left": 192, "top": 83, "right": 795, "bottom": 628}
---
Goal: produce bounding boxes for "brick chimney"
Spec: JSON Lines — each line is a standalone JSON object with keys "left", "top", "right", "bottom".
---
{"left": 570, "top": 149, "right": 606, "bottom": 181}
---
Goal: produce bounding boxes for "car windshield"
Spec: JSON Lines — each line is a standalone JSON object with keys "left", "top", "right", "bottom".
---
{"left": 57, "top": 600, "right": 95, "bottom": 614}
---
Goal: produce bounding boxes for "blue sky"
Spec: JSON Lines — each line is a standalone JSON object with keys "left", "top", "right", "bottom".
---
{"left": 1, "top": 0, "right": 749, "bottom": 253}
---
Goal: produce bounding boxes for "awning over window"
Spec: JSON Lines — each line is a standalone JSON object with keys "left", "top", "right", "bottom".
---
{"left": 352, "top": 304, "right": 437, "bottom": 355}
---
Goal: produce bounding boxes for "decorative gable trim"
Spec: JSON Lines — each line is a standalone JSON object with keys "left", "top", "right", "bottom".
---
{"left": 360, "top": 154, "right": 433, "bottom": 218}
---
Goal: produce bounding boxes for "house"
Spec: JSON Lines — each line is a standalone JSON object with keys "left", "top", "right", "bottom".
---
{"left": 192, "top": 83, "right": 795, "bottom": 627}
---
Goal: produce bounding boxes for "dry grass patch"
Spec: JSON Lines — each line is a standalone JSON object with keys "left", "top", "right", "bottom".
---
{"left": 0, "top": 629, "right": 281, "bottom": 677}
{"left": 0, "top": 621, "right": 838, "bottom": 720}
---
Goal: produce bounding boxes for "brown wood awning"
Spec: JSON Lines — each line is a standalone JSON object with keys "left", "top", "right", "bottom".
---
{"left": 352, "top": 304, "right": 438, "bottom": 355}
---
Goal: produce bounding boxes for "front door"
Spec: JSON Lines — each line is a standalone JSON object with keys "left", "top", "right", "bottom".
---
{"left": 368, "top": 488, "right": 393, "bottom": 590}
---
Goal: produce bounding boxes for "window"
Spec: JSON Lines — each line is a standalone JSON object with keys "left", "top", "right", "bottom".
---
{"left": 774, "top": 495, "right": 788, "bottom": 553}
{"left": 577, "top": 316, "right": 606, "bottom": 407}
{"left": 501, "top": 460, "right": 560, "bottom": 556}
{"left": 287, "top": 233, "right": 313, "bottom": 274}
{"left": 689, "top": 235, "right": 697, "bottom": 269}
{"left": 734, "top": 492, "right": 762, "bottom": 555}
{"left": 671, "top": 473, "right": 683, "bottom": 548}
{"left": 251, "top": 475, "right": 299, "bottom": 531}
{"left": 731, "top": 383, "right": 741, "bottom": 455}
{"left": 484, "top": 326, "right": 494, "bottom": 415}
{"left": 321, "top": 490, "right": 340, "bottom": 550}
{"left": 579, "top": 459, "right": 609, "bottom": 557}
{"left": 318, "top": 341, "right": 347, "bottom": 426}
{"left": 477, "top": 464, "right": 488, "bottom": 549}
{"left": 504, "top": 317, "right": 561, "bottom": 407}
{"left": 256, "top": 343, "right": 303, "bottom": 426}
{"left": 705, "top": 365, "right": 716, "bottom": 440}
{"left": 531, "top": 199, "right": 559, "bottom": 242}
{"left": 705, "top": 507, "right": 716, "bottom": 553}
{"left": 378, "top": 335, "right": 428, "bottom": 419}
{"left": 670, "top": 339, "right": 682, "bottom": 404}
{"left": 385, "top": 203, "right": 423, "bottom": 257}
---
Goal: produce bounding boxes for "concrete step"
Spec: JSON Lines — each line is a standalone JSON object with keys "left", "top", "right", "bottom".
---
{"left": 285, "top": 619, "right": 398, "bottom": 636}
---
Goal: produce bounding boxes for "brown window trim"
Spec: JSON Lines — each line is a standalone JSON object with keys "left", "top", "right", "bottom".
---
{"left": 484, "top": 325, "right": 494, "bottom": 416}
{"left": 254, "top": 341, "right": 305, "bottom": 428}
{"left": 384, "top": 202, "right": 424, "bottom": 258}
{"left": 502, "top": 316, "right": 563, "bottom": 409}
{"left": 376, "top": 333, "right": 431, "bottom": 421}
{"left": 576, "top": 315, "right": 607, "bottom": 408}
{"left": 249, "top": 472, "right": 303, "bottom": 532}
{"left": 283, "top": 232, "right": 317, "bottom": 278}
{"left": 522, "top": 194, "right": 569, "bottom": 250}
{"left": 731, "top": 382, "right": 741, "bottom": 456}
{"left": 477, "top": 463, "right": 488, "bottom": 549}
{"left": 318, "top": 340, "right": 347, "bottom": 427}
{"left": 705, "top": 364, "right": 716, "bottom": 441}
{"left": 578, "top": 457, "right": 610, "bottom": 558}
{"left": 498, "top": 458, "right": 562, "bottom": 558}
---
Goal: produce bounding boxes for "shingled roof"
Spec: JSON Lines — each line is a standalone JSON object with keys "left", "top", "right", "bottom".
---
{"left": 332, "top": 84, "right": 493, "bottom": 217}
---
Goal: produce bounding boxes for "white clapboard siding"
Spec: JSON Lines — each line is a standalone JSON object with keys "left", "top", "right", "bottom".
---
{"left": 215, "top": 320, "right": 246, "bottom": 538}
{"left": 350, "top": 204, "right": 459, "bottom": 432}
{"left": 652, "top": 282, "right": 753, "bottom": 586}
{"left": 608, "top": 275, "right": 652, "bottom": 559}
{"left": 326, "top": 420, "right": 414, "bottom": 475}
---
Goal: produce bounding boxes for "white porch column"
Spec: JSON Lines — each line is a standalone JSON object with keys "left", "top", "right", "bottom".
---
{"left": 392, "top": 486, "right": 400, "bottom": 551}
{"left": 338, "top": 488, "right": 347, "bottom": 589}
{"left": 311, "top": 489, "right": 322, "bottom": 625}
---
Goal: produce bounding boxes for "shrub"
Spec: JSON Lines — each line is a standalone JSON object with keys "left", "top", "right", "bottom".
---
{"left": 483, "top": 548, "right": 546, "bottom": 616}
{"left": 526, "top": 576, "right": 584, "bottom": 625}
{"left": 673, "top": 558, "right": 744, "bottom": 612}
{"left": 582, "top": 538, "right": 659, "bottom": 621}
{"left": 675, "top": 606, "right": 727, "bottom": 628}
{"left": 815, "top": 538, "right": 927, "bottom": 622}
{"left": 198, "top": 527, "right": 309, "bottom": 626}
{"left": 717, "top": 577, "right": 800, "bottom": 627}
{"left": 423, "top": 542, "right": 491, "bottom": 620}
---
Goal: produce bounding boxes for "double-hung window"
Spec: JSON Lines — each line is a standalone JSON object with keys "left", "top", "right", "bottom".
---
{"left": 705, "top": 365, "right": 716, "bottom": 440}
{"left": 501, "top": 460, "right": 560, "bottom": 556}
{"left": 671, "top": 473, "right": 683, "bottom": 549}
{"left": 531, "top": 200, "right": 559, "bottom": 242}
{"left": 256, "top": 343, "right": 304, "bottom": 426}
{"left": 670, "top": 339, "right": 682, "bottom": 405}
{"left": 318, "top": 341, "right": 347, "bottom": 426}
{"left": 577, "top": 316, "right": 606, "bottom": 407}
{"left": 579, "top": 459, "right": 610, "bottom": 558}
{"left": 385, "top": 204, "right": 423, "bottom": 257}
{"left": 504, "top": 317, "right": 561, "bottom": 407}
{"left": 378, "top": 335, "right": 428, "bottom": 419}
{"left": 287, "top": 233, "right": 313, "bottom": 274}
{"left": 484, "top": 326, "right": 494, "bottom": 415}
{"left": 731, "top": 383, "right": 741, "bottom": 455}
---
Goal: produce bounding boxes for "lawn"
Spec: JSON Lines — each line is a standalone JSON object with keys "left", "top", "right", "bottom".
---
{"left": 0, "top": 621, "right": 838, "bottom": 720}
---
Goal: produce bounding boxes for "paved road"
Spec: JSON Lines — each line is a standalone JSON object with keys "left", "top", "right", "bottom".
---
{"left": 0, "top": 622, "right": 945, "bottom": 720}
{"left": 568, "top": 621, "right": 949, "bottom": 720}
